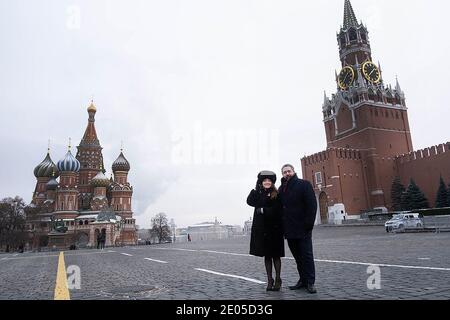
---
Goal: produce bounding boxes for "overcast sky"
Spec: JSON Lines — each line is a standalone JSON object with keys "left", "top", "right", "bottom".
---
{"left": 1, "top": 0, "right": 449, "bottom": 229}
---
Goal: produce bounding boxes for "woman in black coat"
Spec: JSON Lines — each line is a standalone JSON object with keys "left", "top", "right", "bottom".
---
{"left": 247, "top": 171, "right": 285, "bottom": 291}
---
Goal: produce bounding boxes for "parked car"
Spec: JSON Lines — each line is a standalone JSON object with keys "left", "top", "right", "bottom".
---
{"left": 385, "top": 213, "right": 424, "bottom": 232}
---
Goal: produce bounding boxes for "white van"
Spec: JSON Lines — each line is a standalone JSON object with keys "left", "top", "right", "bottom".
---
{"left": 385, "top": 213, "right": 424, "bottom": 232}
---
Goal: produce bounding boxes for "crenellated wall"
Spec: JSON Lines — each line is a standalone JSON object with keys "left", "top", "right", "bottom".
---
{"left": 395, "top": 143, "right": 450, "bottom": 207}
{"left": 302, "top": 147, "right": 368, "bottom": 215}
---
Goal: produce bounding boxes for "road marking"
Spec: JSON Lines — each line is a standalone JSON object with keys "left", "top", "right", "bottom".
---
{"left": 54, "top": 252, "right": 70, "bottom": 300}
{"left": 151, "top": 248, "right": 199, "bottom": 252}
{"left": 139, "top": 247, "right": 450, "bottom": 272}
{"left": 282, "top": 257, "right": 450, "bottom": 272}
{"left": 13, "top": 254, "right": 18, "bottom": 257}
{"left": 144, "top": 258, "right": 168, "bottom": 264}
{"left": 418, "top": 258, "right": 431, "bottom": 260}
{"left": 107, "top": 250, "right": 116, "bottom": 253}
{"left": 201, "top": 250, "right": 252, "bottom": 257}
{"left": 120, "top": 253, "right": 133, "bottom": 256}
{"left": 195, "top": 268, "right": 265, "bottom": 284}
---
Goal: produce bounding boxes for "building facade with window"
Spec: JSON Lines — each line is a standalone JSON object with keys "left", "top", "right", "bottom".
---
{"left": 28, "top": 101, "right": 137, "bottom": 249}
{"left": 301, "top": 1, "right": 450, "bottom": 224}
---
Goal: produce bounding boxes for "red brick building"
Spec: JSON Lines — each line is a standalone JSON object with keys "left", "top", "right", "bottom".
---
{"left": 301, "top": 1, "right": 450, "bottom": 224}
{"left": 29, "top": 101, "right": 137, "bottom": 248}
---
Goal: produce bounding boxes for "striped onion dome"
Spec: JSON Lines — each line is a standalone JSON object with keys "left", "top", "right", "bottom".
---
{"left": 57, "top": 149, "right": 80, "bottom": 172}
{"left": 91, "top": 171, "right": 110, "bottom": 188}
{"left": 112, "top": 151, "right": 130, "bottom": 172}
{"left": 34, "top": 152, "right": 59, "bottom": 178}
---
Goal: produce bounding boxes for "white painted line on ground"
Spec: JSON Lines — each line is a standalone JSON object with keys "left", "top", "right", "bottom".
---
{"left": 283, "top": 257, "right": 450, "bottom": 272}
{"left": 195, "top": 268, "right": 265, "bottom": 284}
{"left": 13, "top": 254, "right": 18, "bottom": 257}
{"left": 120, "top": 253, "right": 133, "bottom": 257}
{"left": 201, "top": 250, "right": 252, "bottom": 257}
{"left": 144, "top": 258, "right": 168, "bottom": 264}
{"left": 418, "top": 257, "right": 431, "bottom": 260}
{"left": 107, "top": 250, "right": 116, "bottom": 253}
{"left": 142, "top": 247, "right": 450, "bottom": 272}
{"left": 151, "top": 248, "right": 199, "bottom": 252}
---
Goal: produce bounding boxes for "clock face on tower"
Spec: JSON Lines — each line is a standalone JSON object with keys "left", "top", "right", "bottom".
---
{"left": 362, "top": 61, "right": 381, "bottom": 83}
{"left": 338, "top": 66, "right": 355, "bottom": 90}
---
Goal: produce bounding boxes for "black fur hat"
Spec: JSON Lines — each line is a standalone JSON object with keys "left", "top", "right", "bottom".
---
{"left": 257, "top": 170, "right": 277, "bottom": 184}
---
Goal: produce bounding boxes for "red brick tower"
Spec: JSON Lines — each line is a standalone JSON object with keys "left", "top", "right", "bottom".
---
{"left": 322, "top": 0, "right": 413, "bottom": 209}
{"left": 75, "top": 101, "right": 105, "bottom": 210}
{"left": 110, "top": 149, "right": 136, "bottom": 244}
{"left": 110, "top": 150, "right": 133, "bottom": 219}
{"left": 54, "top": 141, "right": 81, "bottom": 219}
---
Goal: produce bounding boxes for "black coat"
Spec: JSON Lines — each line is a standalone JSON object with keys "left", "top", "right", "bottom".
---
{"left": 278, "top": 174, "right": 317, "bottom": 239}
{"left": 247, "top": 189, "right": 285, "bottom": 258}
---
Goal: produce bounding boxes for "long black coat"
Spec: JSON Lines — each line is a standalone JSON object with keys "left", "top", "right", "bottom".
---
{"left": 247, "top": 189, "right": 285, "bottom": 258}
{"left": 278, "top": 174, "right": 318, "bottom": 239}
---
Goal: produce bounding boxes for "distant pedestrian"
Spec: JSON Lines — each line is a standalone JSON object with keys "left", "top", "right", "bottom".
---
{"left": 97, "top": 233, "right": 102, "bottom": 249}
{"left": 187, "top": 234, "right": 191, "bottom": 242}
{"left": 278, "top": 164, "right": 318, "bottom": 294}
{"left": 247, "top": 171, "right": 284, "bottom": 291}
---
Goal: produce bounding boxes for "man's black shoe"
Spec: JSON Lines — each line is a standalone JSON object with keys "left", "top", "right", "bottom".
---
{"left": 306, "top": 284, "right": 317, "bottom": 294}
{"left": 289, "top": 280, "right": 306, "bottom": 290}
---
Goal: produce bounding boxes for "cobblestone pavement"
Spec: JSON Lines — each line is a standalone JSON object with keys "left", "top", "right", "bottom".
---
{"left": 1, "top": 226, "right": 449, "bottom": 300}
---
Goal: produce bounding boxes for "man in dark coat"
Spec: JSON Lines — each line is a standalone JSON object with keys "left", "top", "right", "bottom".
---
{"left": 278, "top": 164, "right": 318, "bottom": 294}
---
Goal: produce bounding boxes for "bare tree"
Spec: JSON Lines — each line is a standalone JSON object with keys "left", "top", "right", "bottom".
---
{"left": 150, "top": 212, "right": 171, "bottom": 244}
{"left": 0, "top": 197, "right": 28, "bottom": 252}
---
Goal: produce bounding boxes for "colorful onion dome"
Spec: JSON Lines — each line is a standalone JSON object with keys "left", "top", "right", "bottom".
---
{"left": 112, "top": 151, "right": 130, "bottom": 172}
{"left": 34, "top": 152, "right": 59, "bottom": 178}
{"left": 91, "top": 170, "right": 110, "bottom": 188}
{"left": 57, "top": 149, "right": 80, "bottom": 172}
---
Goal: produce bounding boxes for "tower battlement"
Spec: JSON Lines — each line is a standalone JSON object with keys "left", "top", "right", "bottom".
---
{"left": 395, "top": 143, "right": 450, "bottom": 164}
{"left": 302, "top": 147, "right": 362, "bottom": 166}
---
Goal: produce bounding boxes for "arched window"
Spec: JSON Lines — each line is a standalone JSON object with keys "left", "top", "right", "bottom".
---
{"left": 340, "top": 34, "right": 346, "bottom": 47}
{"left": 360, "top": 30, "right": 367, "bottom": 41}
{"left": 84, "top": 220, "right": 88, "bottom": 225}
{"left": 79, "top": 220, "right": 83, "bottom": 226}
{"left": 349, "top": 29, "right": 357, "bottom": 42}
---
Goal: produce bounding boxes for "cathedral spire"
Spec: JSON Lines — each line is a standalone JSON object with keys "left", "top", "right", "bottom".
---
{"left": 80, "top": 100, "right": 100, "bottom": 146}
{"left": 343, "top": 0, "right": 359, "bottom": 30}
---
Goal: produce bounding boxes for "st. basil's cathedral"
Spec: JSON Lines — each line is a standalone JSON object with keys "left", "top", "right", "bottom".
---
{"left": 29, "top": 101, "right": 137, "bottom": 249}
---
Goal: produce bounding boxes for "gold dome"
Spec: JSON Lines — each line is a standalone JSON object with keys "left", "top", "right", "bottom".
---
{"left": 87, "top": 100, "right": 96, "bottom": 112}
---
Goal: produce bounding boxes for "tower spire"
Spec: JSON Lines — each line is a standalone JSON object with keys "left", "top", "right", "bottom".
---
{"left": 395, "top": 75, "right": 402, "bottom": 92}
{"left": 343, "top": 0, "right": 359, "bottom": 30}
{"left": 80, "top": 100, "right": 100, "bottom": 146}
